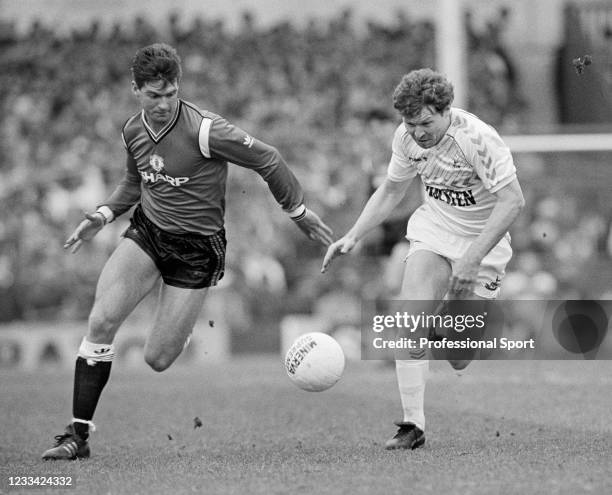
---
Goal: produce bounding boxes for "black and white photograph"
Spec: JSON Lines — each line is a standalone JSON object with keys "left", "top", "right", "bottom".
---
{"left": 1, "top": 1, "right": 611, "bottom": 494}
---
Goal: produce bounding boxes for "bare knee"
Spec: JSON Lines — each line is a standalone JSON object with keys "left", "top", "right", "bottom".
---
{"left": 144, "top": 349, "right": 177, "bottom": 372}
{"left": 88, "top": 309, "right": 122, "bottom": 343}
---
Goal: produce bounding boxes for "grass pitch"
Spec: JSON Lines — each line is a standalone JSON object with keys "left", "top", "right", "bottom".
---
{"left": 1, "top": 357, "right": 611, "bottom": 495}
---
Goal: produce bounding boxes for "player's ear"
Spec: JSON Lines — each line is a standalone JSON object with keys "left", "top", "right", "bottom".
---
{"left": 131, "top": 80, "right": 140, "bottom": 96}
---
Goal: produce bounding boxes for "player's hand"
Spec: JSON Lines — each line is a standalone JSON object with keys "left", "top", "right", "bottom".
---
{"left": 448, "top": 258, "right": 480, "bottom": 298}
{"left": 292, "top": 208, "right": 334, "bottom": 247}
{"left": 63, "top": 212, "right": 106, "bottom": 253}
{"left": 321, "top": 235, "right": 357, "bottom": 273}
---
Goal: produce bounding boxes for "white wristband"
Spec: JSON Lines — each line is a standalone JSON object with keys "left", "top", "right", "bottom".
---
{"left": 96, "top": 206, "right": 114, "bottom": 224}
{"left": 287, "top": 204, "right": 306, "bottom": 219}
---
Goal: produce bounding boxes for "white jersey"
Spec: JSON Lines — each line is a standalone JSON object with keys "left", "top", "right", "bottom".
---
{"left": 387, "top": 108, "right": 516, "bottom": 236}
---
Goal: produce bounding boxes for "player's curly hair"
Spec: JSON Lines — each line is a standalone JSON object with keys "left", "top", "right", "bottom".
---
{"left": 131, "top": 43, "right": 182, "bottom": 88}
{"left": 392, "top": 69, "right": 454, "bottom": 119}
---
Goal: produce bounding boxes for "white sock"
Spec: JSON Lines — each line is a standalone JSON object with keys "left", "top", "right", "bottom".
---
{"left": 78, "top": 337, "right": 115, "bottom": 365}
{"left": 395, "top": 359, "right": 429, "bottom": 431}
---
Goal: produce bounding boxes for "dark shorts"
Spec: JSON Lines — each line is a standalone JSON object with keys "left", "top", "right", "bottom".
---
{"left": 123, "top": 206, "right": 226, "bottom": 289}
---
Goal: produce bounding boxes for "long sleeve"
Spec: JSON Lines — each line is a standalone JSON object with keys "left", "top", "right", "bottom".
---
{"left": 99, "top": 153, "right": 142, "bottom": 218}
{"left": 206, "top": 117, "right": 304, "bottom": 211}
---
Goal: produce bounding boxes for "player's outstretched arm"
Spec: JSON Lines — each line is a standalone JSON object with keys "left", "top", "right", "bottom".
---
{"left": 292, "top": 208, "right": 334, "bottom": 246}
{"left": 63, "top": 212, "right": 106, "bottom": 253}
{"left": 321, "top": 177, "right": 413, "bottom": 273}
{"left": 449, "top": 178, "right": 525, "bottom": 296}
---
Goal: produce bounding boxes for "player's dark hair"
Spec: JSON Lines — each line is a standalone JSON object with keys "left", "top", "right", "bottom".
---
{"left": 131, "top": 43, "right": 182, "bottom": 88}
{"left": 392, "top": 68, "right": 454, "bottom": 119}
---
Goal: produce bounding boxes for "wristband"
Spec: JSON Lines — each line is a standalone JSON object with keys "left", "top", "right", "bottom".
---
{"left": 288, "top": 204, "right": 306, "bottom": 220}
{"left": 96, "top": 206, "right": 114, "bottom": 224}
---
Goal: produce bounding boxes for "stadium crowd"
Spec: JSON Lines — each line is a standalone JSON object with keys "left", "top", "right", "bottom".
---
{"left": 1, "top": 9, "right": 610, "bottom": 348}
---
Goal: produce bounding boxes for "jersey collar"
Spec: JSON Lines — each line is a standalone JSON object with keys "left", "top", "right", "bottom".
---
{"left": 141, "top": 100, "right": 182, "bottom": 143}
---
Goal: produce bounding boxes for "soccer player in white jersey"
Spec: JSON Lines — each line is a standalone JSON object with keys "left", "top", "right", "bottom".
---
{"left": 41, "top": 43, "right": 333, "bottom": 460}
{"left": 322, "top": 68, "right": 524, "bottom": 449}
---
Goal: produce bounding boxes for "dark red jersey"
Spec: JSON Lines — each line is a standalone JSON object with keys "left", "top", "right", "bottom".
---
{"left": 102, "top": 100, "right": 304, "bottom": 235}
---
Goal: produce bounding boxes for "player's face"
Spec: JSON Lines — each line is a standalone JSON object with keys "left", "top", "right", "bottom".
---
{"left": 133, "top": 79, "right": 179, "bottom": 127}
{"left": 403, "top": 105, "right": 451, "bottom": 149}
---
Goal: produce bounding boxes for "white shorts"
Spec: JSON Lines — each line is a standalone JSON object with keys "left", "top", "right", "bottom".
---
{"left": 405, "top": 208, "right": 512, "bottom": 299}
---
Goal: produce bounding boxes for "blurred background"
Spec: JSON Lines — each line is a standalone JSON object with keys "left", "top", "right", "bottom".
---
{"left": 1, "top": 0, "right": 612, "bottom": 365}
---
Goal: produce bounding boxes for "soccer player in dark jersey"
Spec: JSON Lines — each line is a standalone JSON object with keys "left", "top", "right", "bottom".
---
{"left": 42, "top": 43, "right": 333, "bottom": 460}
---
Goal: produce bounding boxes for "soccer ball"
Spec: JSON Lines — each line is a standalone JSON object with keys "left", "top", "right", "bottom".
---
{"left": 284, "top": 332, "right": 345, "bottom": 392}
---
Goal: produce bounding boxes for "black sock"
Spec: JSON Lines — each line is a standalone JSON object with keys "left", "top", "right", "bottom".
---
{"left": 72, "top": 356, "right": 112, "bottom": 438}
